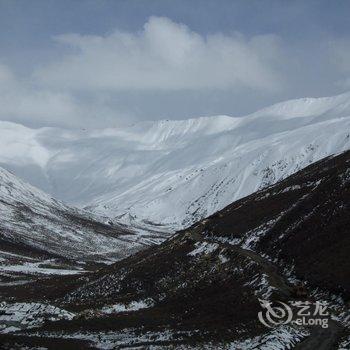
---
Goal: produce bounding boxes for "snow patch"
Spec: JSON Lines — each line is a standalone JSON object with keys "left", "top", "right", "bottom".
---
{"left": 188, "top": 242, "right": 219, "bottom": 257}
{"left": 101, "top": 299, "right": 154, "bottom": 314}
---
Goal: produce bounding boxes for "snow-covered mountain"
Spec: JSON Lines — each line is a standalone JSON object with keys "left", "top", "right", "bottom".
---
{"left": 1, "top": 92, "right": 350, "bottom": 229}
{"left": 0, "top": 165, "right": 145, "bottom": 269}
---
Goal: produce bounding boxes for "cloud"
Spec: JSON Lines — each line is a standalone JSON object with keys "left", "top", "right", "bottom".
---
{"left": 34, "top": 16, "right": 283, "bottom": 92}
{"left": 2, "top": 16, "right": 347, "bottom": 129}
{"left": 330, "top": 39, "right": 350, "bottom": 88}
{"left": 0, "top": 63, "right": 134, "bottom": 128}
{"left": 0, "top": 64, "right": 77, "bottom": 126}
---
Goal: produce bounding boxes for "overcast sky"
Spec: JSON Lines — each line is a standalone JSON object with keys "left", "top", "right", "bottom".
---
{"left": 0, "top": 0, "right": 350, "bottom": 128}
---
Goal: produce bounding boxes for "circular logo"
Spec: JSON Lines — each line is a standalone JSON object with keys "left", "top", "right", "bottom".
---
{"left": 258, "top": 299, "right": 293, "bottom": 328}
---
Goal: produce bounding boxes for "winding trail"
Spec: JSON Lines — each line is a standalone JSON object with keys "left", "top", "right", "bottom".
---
{"left": 199, "top": 234, "right": 347, "bottom": 350}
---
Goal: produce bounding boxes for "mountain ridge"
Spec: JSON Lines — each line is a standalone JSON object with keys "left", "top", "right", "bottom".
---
{"left": 1, "top": 91, "right": 350, "bottom": 230}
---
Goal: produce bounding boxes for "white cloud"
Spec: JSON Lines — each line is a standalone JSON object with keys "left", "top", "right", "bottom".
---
{"left": 0, "top": 17, "right": 288, "bottom": 128}
{"left": 0, "top": 63, "right": 133, "bottom": 128}
{"left": 1, "top": 16, "right": 349, "bottom": 129}
{"left": 0, "top": 64, "right": 78, "bottom": 125}
{"left": 34, "top": 16, "right": 283, "bottom": 92}
{"left": 330, "top": 39, "right": 350, "bottom": 88}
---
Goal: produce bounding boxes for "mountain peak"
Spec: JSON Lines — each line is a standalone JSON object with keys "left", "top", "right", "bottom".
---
{"left": 248, "top": 91, "right": 350, "bottom": 120}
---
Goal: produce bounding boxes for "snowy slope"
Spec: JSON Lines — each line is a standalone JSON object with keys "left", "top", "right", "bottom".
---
{"left": 1, "top": 92, "right": 350, "bottom": 229}
{"left": 0, "top": 166, "right": 144, "bottom": 265}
